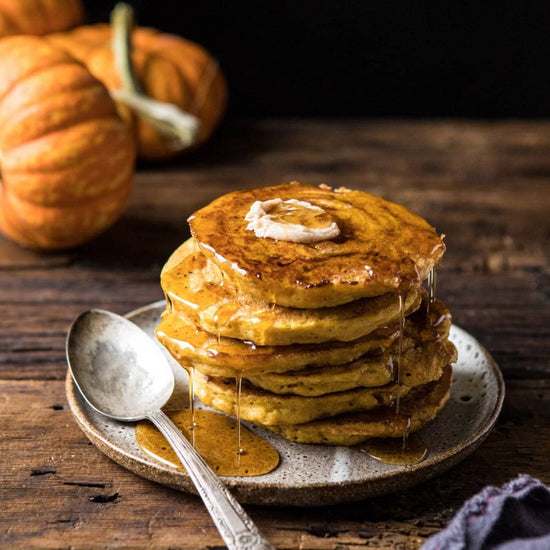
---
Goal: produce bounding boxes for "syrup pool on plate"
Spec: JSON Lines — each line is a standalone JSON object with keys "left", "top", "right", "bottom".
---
{"left": 136, "top": 408, "right": 279, "bottom": 477}
{"left": 359, "top": 432, "right": 428, "bottom": 466}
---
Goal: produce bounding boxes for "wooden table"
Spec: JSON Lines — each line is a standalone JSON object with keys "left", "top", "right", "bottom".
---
{"left": 1, "top": 119, "right": 549, "bottom": 549}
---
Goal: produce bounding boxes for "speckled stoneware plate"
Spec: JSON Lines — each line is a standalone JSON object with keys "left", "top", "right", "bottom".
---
{"left": 65, "top": 301, "right": 504, "bottom": 506}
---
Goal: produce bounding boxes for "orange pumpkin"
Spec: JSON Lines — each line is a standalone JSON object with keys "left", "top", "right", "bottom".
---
{"left": 0, "top": 0, "right": 84, "bottom": 37}
{"left": 0, "top": 36, "right": 136, "bottom": 250}
{"left": 48, "top": 21, "right": 228, "bottom": 160}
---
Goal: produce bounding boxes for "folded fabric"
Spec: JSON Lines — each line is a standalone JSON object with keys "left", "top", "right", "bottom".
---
{"left": 421, "top": 475, "right": 550, "bottom": 550}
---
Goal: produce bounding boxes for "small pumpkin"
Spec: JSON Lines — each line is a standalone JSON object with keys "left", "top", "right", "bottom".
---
{"left": 0, "top": 36, "right": 136, "bottom": 250}
{"left": 47, "top": 7, "right": 227, "bottom": 161}
{"left": 0, "top": 0, "right": 84, "bottom": 37}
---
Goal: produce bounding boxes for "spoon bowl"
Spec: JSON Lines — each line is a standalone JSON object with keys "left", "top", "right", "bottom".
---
{"left": 67, "top": 309, "right": 174, "bottom": 420}
{"left": 66, "top": 309, "right": 273, "bottom": 550}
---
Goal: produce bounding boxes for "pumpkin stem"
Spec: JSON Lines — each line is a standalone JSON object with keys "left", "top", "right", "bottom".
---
{"left": 110, "top": 2, "right": 200, "bottom": 150}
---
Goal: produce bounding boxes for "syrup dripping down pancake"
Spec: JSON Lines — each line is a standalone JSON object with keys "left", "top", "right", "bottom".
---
{"left": 161, "top": 238, "right": 422, "bottom": 346}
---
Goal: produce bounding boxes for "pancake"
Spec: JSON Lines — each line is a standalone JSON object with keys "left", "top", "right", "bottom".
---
{"left": 156, "top": 310, "right": 399, "bottom": 376}
{"left": 246, "top": 353, "right": 393, "bottom": 397}
{"left": 269, "top": 364, "right": 452, "bottom": 445}
{"left": 161, "top": 238, "right": 423, "bottom": 345}
{"left": 188, "top": 182, "right": 446, "bottom": 308}
{"left": 193, "top": 371, "right": 413, "bottom": 426}
{"left": 247, "top": 327, "right": 455, "bottom": 396}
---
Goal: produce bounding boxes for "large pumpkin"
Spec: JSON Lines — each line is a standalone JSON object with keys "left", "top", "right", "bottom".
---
{"left": 48, "top": 22, "right": 228, "bottom": 160}
{"left": 0, "top": 0, "right": 84, "bottom": 37}
{"left": 0, "top": 36, "right": 136, "bottom": 250}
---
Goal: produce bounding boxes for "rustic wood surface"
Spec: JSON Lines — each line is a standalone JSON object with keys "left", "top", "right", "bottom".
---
{"left": 1, "top": 119, "right": 549, "bottom": 549}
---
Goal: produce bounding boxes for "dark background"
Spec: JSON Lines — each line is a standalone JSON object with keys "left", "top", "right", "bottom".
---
{"left": 82, "top": 1, "right": 550, "bottom": 119}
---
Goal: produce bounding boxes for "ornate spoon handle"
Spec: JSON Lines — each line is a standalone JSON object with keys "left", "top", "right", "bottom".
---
{"left": 148, "top": 409, "right": 274, "bottom": 550}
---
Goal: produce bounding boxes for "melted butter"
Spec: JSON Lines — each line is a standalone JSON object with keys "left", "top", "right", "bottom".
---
{"left": 136, "top": 409, "right": 279, "bottom": 476}
{"left": 359, "top": 432, "right": 427, "bottom": 466}
{"left": 244, "top": 198, "right": 340, "bottom": 243}
{"left": 267, "top": 200, "right": 335, "bottom": 228}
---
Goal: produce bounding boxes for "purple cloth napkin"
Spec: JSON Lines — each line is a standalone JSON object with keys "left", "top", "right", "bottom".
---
{"left": 421, "top": 475, "right": 550, "bottom": 550}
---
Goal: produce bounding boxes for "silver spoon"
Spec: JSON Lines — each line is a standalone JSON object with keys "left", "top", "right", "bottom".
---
{"left": 66, "top": 309, "right": 273, "bottom": 550}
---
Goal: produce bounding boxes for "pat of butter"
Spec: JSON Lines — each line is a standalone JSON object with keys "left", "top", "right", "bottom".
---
{"left": 244, "top": 198, "right": 340, "bottom": 243}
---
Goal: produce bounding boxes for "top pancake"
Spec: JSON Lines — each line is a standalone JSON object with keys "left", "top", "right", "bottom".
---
{"left": 188, "top": 182, "right": 445, "bottom": 308}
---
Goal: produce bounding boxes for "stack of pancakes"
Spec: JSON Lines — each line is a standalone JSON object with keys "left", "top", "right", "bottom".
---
{"left": 156, "top": 182, "right": 457, "bottom": 445}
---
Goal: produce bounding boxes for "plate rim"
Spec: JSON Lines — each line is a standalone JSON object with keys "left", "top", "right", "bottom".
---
{"left": 65, "top": 301, "right": 505, "bottom": 506}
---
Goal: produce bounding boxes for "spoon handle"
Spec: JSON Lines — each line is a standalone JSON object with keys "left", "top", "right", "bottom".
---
{"left": 148, "top": 409, "right": 274, "bottom": 550}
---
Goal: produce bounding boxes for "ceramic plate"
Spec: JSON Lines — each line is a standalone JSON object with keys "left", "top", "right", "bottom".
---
{"left": 66, "top": 301, "right": 504, "bottom": 506}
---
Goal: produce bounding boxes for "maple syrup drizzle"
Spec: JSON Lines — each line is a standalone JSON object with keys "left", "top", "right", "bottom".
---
{"left": 187, "top": 366, "right": 197, "bottom": 447}
{"left": 395, "top": 293, "right": 405, "bottom": 413}
{"left": 403, "top": 414, "right": 412, "bottom": 448}
{"left": 427, "top": 266, "right": 437, "bottom": 314}
{"left": 235, "top": 373, "right": 245, "bottom": 465}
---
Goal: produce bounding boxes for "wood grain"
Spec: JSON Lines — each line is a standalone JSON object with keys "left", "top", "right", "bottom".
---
{"left": 1, "top": 119, "right": 549, "bottom": 549}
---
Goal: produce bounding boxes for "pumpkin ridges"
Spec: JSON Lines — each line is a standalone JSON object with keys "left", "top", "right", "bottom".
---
{"left": 0, "top": 56, "right": 117, "bottom": 146}
{"left": 0, "top": 36, "right": 75, "bottom": 101}
{"left": 134, "top": 28, "right": 208, "bottom": 76}
{"left": 0, "top": 59, "right": 77, "bottom": 105}
{"left": 87, "top": 45, "right": 191, "bottom": 104}
{"left": 2, "top": 116, "right": 135, "bottom": 175}
{"left": 0, "top": 0, "right": 84, "bottom": 37}
{"left": 6, "top": 0, "right": 50, "bottom": 35}
{"left": 46, "top": 32, "right": 98, "bottom": 61}
{"left": 189, "top": 59, "right": 226, "bottom": 145}
{"left": 0, "top": 4, "right": 18, "bottom": 35}
{"left": 0, "top": 61, "right": 102, "bottom": 110}
{"left": 136, "top": 52, "right": 191, "bottom": 158}
{"left": 0, "top": 179, "right": 133, "bottom": 250}
{"left": 133, "top": 27, "right": 227, "bottom": 146}
{"left": 38, "top": 0, "right": 84, "bottom": 35}
{"left": 2, "top": 156, "right": 134, "bottom": 209}
{"left": 0, "top": 0, "right": 33, "bottom": 34}
{"left": 47, "top": 24, "right": 112, "bottom": 61}
{"left": 134, "top": 27, "right": 220, "bottom": 101}
{"left": 2, "top": 122, "right": 136, "bottom": 207}
{"left": 0, "top": 78, "right": 116, "bottom": 149}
